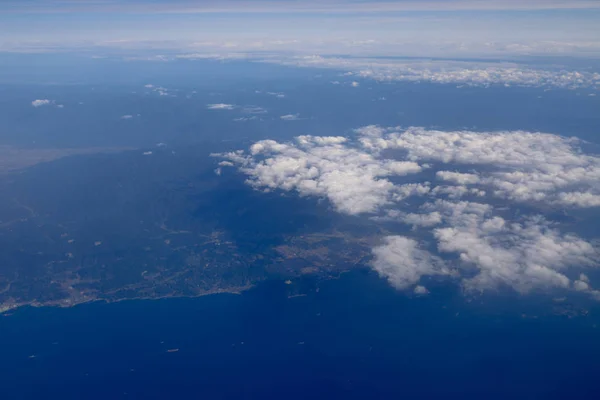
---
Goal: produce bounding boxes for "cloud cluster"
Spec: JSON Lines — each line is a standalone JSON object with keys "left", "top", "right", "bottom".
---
{"left": 134, "top": 52, "right": 600, "bottom": 90}
{"left": 429, "top": 200, "right": 596, "bottom": 291}
{"left": 273, "top": 56, "right": 600, "bottom": 89}
{"left": 358, "top": 126, "right": 600, "bottom": 208}
{"left": 217, "top": 126, "right": 600, "bottom": 299}
{"left": 219, "top": 135, "right": 421, "bottom": 214}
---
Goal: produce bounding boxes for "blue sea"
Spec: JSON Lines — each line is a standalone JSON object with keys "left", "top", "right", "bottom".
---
{"left": 2, "top": 270, "right": 600, "bottom": 399}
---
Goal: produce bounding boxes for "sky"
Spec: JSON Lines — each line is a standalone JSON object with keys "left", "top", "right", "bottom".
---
{"left": 2, "top": 0, "right": 600, "bottom": 58}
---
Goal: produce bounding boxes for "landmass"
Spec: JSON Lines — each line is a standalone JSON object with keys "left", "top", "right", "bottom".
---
{"left": 0, "top": 144, "right": 376, "bottom": 312}
{"left": 0, "top": 146, "right": 131, "bottom": 174}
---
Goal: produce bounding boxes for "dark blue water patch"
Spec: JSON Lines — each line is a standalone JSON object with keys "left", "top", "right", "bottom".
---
{"left": 1, "top": 270, "right": 600, "bottom": 400}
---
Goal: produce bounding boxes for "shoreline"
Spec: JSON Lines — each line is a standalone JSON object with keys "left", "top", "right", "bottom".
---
{"left": 0, "top": 268, "right": 362, "bottom": 316}
{"left": 0, "top": 284, "right": 253, "bottom": 316}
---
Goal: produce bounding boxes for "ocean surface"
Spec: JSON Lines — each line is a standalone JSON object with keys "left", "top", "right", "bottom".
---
{"left": 2, "top": 270, "right": 600, "bottom": 400}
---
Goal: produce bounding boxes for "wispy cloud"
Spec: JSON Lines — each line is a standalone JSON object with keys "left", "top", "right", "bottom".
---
{"left": 242, "top": 106, "right": 267, "bottom": 114}
{"left": 280, "top": 113, "right": 301, "bottom": 121}
{"left": 207, "top": 103, "right": 235, "bottom": 110}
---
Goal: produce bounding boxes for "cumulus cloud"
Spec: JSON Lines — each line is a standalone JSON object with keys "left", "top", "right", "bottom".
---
{"left": 207, "top": 103, "right": 236, "bottom": 110}
{"left": 436, "top": 171, "right": 480, "bottom": 185}
{"left": 357, "top": 126, "right": 600, "bottom": 208}
{"left": 428, "top": 201, "right": 597, "bottom": 293}
{"left": 31, "top": 99, "right": 52, "bottom": 107}
{"left": 217, "top": 126, "right": 600, "bottom": 299}
{"left": 218, "top": 134, "right": 423, "bottom": 214}
{"left": 372, "top": 236, "right": 450, "bottom": 289}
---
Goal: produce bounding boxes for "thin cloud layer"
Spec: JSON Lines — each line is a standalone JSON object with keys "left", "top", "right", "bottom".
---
{"left": 280, "top": 114, "right": 301, "bottom": 121}
{"left": 207, "top": 103, "right": 236, "bottom": 110}
{"left": 123, "top": 52, "right": 600, "bottom": 89}
{"left": 121, "top": 53, "right": 600, "bottom": 89}
{"left": 242, "top": 106, "right": 267, "bottom": 114}
{"left": 173, "top": 53, "right": 600, "bottom": 89}
{"left": 217, "top": 126, "right": 600, "bottom": 299}
{"left": 6, "top": 1, "right": 600, "bottom": 14}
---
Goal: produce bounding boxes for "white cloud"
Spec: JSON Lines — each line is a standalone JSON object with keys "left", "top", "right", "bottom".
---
{"left": 430, "top": 202, "right": 597, "bottom": 293}
{"left": 358, "top": 126, "right": 600, "bottom": 208}
{"left": 217, "top": 135, "right": 424, "bottom": 214}
{"left": 207, "top": 103, "right": 236, "bottom": 110}
{"left": 414, "top": 285, "right": 430, "bottom": 295}
{"left": 176, "top": 53, "right": 250, "bottom": 61}
{"left": 436, "top": 171, "right": 480, "bottom": 185}
{"left": 121, "top": 114, "right": 134, "bottom": 119}
{"left": 242, "top": 106, "right": 267, "bottom": 114}
{"left": 280, "top": 113, "right": 301, "bottom": 121}
{"left": 270, "top": 56, "right": 600, "bottom": 89}
{"left": 372, "top": 236, "right": 450, "bottom": 290}
{"left": 217, "top": 126, "right": 600, "bottom": 299}
{"left": 398, "top": 211, "right": 443, "bottom": 227}
{"left": 266, "top": 91, "right": 286, "bottom": 98}
{"left": 31, "top": 99, "right": 52, "bottom": 107}
{"left": 90, "top": 51, "right": 600, "bottom": 90}
{"left": 144, "top": 84, "right": 172, "bottom": 96}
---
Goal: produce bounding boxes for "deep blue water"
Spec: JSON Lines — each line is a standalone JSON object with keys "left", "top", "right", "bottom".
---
{"left": 2, "top": 270, "right": 600, "bottom": 400}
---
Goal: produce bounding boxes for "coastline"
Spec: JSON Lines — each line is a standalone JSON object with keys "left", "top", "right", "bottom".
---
{"left": 0, "top": 284, "right": 253, "bottom": 316}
